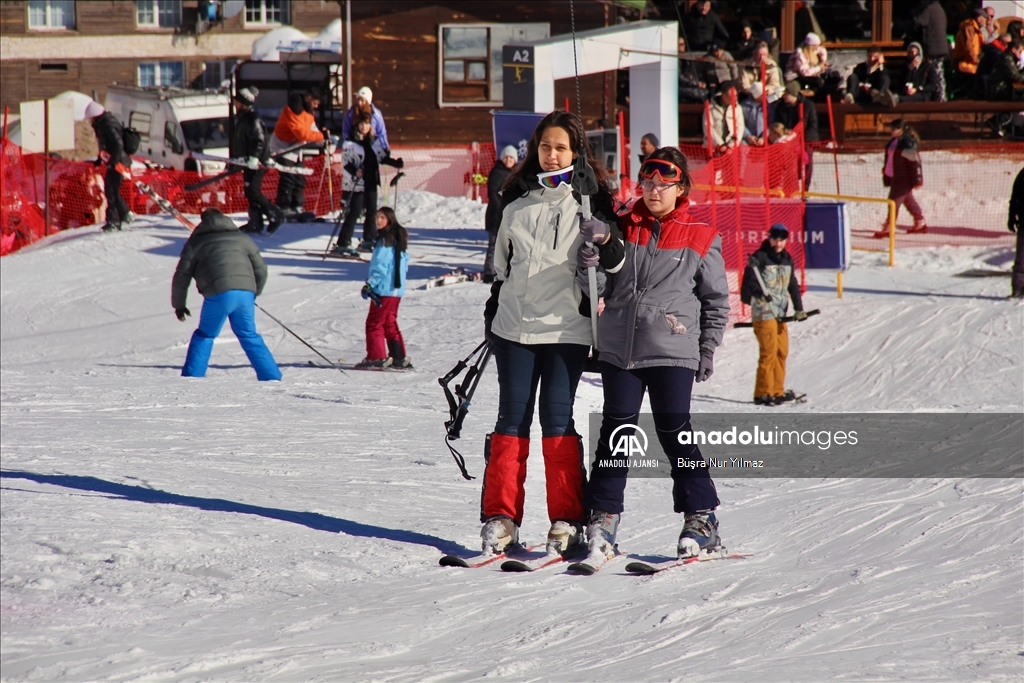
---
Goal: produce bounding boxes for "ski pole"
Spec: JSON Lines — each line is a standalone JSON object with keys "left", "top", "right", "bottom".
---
{"left": 255, "top": 303, "right": 347, "bottom": 375}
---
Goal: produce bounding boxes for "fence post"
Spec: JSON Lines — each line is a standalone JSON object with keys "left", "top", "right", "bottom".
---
{"left": 44, "top": 99, "right": 50, "bottom": 237}
{"left": 827, "top": 94, "right": 840, "bottom": 194}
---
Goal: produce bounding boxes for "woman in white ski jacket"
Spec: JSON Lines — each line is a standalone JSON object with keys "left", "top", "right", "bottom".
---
{"left": 580, "top": 146, "right": 731, "bottom": 562}
{"left": 479, "top": 110, "right": 623, "bottom": 556}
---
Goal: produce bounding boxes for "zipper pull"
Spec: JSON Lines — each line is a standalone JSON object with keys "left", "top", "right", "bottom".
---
{"left": 552, "top": 213, "right": 560, "bottom": 249}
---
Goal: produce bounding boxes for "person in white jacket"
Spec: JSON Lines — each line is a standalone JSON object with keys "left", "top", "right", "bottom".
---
{"left": 479, "top": 110, "right": 624, "bottom": 557}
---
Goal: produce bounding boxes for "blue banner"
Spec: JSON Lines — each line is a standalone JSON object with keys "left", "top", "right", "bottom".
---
{"left": 492, "top": 110, "right": 545, "bottom": 163}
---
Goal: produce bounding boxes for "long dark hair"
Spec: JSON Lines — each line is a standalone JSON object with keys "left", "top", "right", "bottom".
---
{"left": 376, "top": 206, "right": 408, "bottom": 252}
{"left": 503, "top": 110, "right": 611, "bottom": 199}
{"left": 643, "top": 146, "right": 693, "bottom": 199}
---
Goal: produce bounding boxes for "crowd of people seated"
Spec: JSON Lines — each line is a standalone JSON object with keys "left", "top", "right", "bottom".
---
{"left": 679, "top": 0, "right": 1023, "bottom": 123}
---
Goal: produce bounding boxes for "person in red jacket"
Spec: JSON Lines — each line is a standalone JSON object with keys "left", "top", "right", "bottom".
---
{"left": 874, "top": 120, "right": 926, "bottom": 238}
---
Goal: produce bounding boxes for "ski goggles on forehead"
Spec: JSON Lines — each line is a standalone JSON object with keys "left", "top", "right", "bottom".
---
{"left": 537, "top": 166, "right": 574, "bottom": 189}
{"left": 638, "top": 159, "right": 685, "bottom": 184}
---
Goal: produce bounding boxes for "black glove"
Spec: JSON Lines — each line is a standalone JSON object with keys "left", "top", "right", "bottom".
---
{"left": 392, "top": 157, "right": 404, "bottom": 169}
{"left": 577, "top": 243, "right": 600, "bottom": 268}
{"left": 578, "top": 215, "right": 609, "bottom": 245}
{"left": 695, "top": 354, "right": 714, "bottom": 383}
{"left": 793, "top": 310, "right": 808, "bottom": 321}
{"left": 175, "top": 307, "right": 191, "bottom": 322}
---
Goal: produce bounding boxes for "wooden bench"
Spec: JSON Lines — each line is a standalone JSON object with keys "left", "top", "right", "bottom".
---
{"left": 677, "top": 101, "right": 1023, "bottom": 143}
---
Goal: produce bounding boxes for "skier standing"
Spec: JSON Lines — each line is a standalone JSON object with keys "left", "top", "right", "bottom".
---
{"left": 483, "top": 145, "right": 517, "bottom": 283}
{"left": 358, "top": 207, "right": 411, "bottom": 369}
{"left": 85, "top": 101, "right": 134, "bottom": 232}
{"left": 479, "top": 110, "right": 622, "bottom": 556}
{"left": 873, "top": 119, "right": 926, "bottom": 238}
{"left": 232, "top": 86, "right": 284, "bottom": 235}
{"left": 740, "top": 224, "right": 807, "bottom": 405}
{"left": 270, "top": 88, "right": 324, "bottom": 220}
{"left": 172, "top": 209, "right": 281, "bottom": 381}
{"left": 580, "top": 147, "right": 730, "bottom": 560}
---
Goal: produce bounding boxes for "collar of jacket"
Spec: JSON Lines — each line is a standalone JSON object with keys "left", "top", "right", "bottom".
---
{"left": 194, "top": 212, "right": 240, "bottom": 235}
{"left": 530, "top": 179, "right": 574, "bottom": 204}
{"left": 757, "top": 239, "right": 790, "bottom": 264}
{"left": 625, "top": 198, "right": 717, "bottom": 256}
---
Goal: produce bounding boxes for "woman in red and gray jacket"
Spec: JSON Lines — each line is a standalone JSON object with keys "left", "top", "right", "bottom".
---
{"left": 579, "top": 146, "right": 731, "bottom": 561}
{"left": 875, "top": 119, "right": 926, "bottom": 237}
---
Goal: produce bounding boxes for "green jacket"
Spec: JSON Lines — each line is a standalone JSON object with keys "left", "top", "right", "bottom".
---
{"left": 171, "top": 211, "right": 267, "bottom": 310}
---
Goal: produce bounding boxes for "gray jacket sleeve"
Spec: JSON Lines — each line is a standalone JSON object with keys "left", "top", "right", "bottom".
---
{"left": 171, "top": 243, "right": 196, "bottom": 310}
{"left": 694, "top": 235, "right": 730, "bottom": 355}
{"left": 247, "top": 240, "right": 268, "bottom": 296}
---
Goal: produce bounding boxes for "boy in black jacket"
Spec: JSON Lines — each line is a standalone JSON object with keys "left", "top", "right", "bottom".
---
{"left": 740, "top": 224, "right": 806, "bottom": 405}
{"left": 232, "top": 87, "right": 283, "bottom": 235}
{"left": 86, "top": 101, "right": 134, "bottom": 232}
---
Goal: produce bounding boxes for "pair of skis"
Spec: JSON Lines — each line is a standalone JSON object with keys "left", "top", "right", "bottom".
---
{"left": 734, "top": 308, "right": 820, "bottom": 328}
{"left": 190, "top": 152, "right": 313, "bottom": 175}
{"left": 440, "top": 545, "right": 751, "bottom": 575}
{"left": 184, "top": 140, "right": 324, "bottom": 191}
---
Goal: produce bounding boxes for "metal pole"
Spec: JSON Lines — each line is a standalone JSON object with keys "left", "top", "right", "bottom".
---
{"left": 44, "top": 98, "right": 50, "bottom": 236}
{"left": 345, "top": 0, "right": 353, "bottom": 110}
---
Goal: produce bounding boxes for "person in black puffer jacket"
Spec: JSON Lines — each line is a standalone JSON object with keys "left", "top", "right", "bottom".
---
{"left": 482, "top": 145, "right": 517, "bottom": 282}
{"left": 172, "top": 209, "right": 281, "bottom": 381}
{"left": 86, "top": 101, "right": 133, "bottom": 232}
{"left": 232, "top": 86, "right": 283, "bottom": 235}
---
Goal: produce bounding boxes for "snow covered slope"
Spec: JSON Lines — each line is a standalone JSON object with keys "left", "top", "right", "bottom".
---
{"left": 2, "top": 191, "right": 1022, "bottom": 681}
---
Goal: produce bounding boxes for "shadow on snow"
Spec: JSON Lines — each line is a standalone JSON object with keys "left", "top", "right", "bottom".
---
{"left": 0, "top": 470, "right": 470, "bottom": 556}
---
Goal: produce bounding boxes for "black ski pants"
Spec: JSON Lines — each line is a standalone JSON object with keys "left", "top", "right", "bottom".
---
{"left": 338, "top": 190, "right": 365, "bottom": 250}
{"left": 585, "top": 363, "right": 720, "bottom": 515}
{"left": 104, "top": 165, "right": 130, "bottom": 225}
{"left": 361, "top": 187, "right": 378, "bottom": 244}
{"left": 275, "top": 158, "right": 307, "bottom": 212}
{"left": 243, "top": 168, "right": 282, "bottom": 229}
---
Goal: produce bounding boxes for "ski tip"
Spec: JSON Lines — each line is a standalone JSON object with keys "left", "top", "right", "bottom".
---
{"left": 500, "top": 560, "right": 533, "bottom": 572}
{"left": 439, "top": 555, "right": 471, "bottom": 568}
{"left": 565, "top": 562, "right": 598, "bottom": 576}
{"left": 624, "top": 561, "right": 659, "bottom": 575}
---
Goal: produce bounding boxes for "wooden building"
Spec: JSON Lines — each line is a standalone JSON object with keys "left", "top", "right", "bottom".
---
{"left": 1, "top": 1, "right": 616, "bottom": 146}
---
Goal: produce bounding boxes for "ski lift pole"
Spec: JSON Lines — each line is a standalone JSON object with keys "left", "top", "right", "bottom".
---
{"left": 570, "top": 0, "right": 600, "bottom": 347}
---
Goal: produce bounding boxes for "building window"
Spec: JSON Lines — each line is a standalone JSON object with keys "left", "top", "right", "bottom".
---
{"left": 136, "top": 0, "right": 182, "bottom": 29}
{"left": 244, "top": 0, "right": 289, "bottom": 26}
{"left": 27, "top": 0, "right": 76, "bottom": 30}
{"left": 196, "top": 59, "right": 238, "bottom": 90}
{"left": 138, "top": 61, "right": 185, "bottom": 87}
{"left": 438, "top": 23, "right": 550, "bottom": 107}
{"left": 129, "top": 111, "right": 152, "bottom": 143}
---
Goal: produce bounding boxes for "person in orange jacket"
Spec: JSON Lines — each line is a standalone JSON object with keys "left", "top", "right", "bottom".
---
{"left": 270, "top": 88, "right": 325, "bottom": 220}
{"left": 952, "top": 9, "right": 987, "bottom": 97}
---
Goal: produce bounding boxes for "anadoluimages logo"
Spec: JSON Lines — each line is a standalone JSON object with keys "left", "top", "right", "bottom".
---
{"left": 609, "top": 424, "right": 648, "bottom": 458}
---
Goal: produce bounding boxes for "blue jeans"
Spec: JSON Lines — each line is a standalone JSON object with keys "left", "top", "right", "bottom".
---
{"left": 491, "top": 335, "right": 590, "bottom": 438}
{"left": 585, "top": 363, "right": 719, "bottom": 514}
{"left": 182, "top": 290, "right": 282, "bottom": 381}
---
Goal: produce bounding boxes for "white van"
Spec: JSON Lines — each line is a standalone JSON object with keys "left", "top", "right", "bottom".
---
{"left": 104, "top": 85, "right": 231, "bottom": 175}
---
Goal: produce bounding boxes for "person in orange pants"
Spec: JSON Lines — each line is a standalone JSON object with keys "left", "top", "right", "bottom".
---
{"left": 740, "top": 224, "right": 807, "bottom": 405}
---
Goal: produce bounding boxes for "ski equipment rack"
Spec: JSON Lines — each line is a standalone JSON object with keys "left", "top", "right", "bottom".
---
{"left": 438, "top": 340, "right": 492, "bottom": 480}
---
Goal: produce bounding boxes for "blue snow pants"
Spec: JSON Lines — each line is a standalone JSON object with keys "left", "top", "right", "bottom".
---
{"left": 181, "top": 290, "right": 282, "bottom": 381}
{"left": 585, "top": 363, "right": 719, "bottom": 515}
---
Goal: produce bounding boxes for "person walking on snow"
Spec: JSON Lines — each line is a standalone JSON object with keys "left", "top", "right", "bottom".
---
{"left": 740, "top": 224, "right": 806, "bottom": 405}
{"left": 86, "top": 101, "right": 135, "bottom": 233}
{"left": 271, "top": 88, "right": 325, "bottom": 220}
{"left": 480, "top": 110, "right": 623, "bottom": 557}
{"left": 580, "top": 147, "right": 731, "bottom": 561}
{"left": 172, "top": 209, "right": 281, "bottom": 381}
{"left": 232, "top": 86, "right": 284, "bottom": 235}
{"left": 873, "top": 119, "right": 926, "bottom": 238}
{"left": 1009, "top": 166, "right": 1024, "bottom": 299}
{"left": 483, "top": 145, "right": 518, "bottom": 283}
{"left": 358, "top": 207, "right": 411, "bottom": 369}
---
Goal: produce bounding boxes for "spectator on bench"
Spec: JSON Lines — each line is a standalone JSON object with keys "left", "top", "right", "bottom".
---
{"left": 986, "top": 38, "right": 1024, "bottom": 101}
{"left": 845, "top": 46, "right": 898, "bottom": 107}
{"left": 703, "top": 81, "right": 742, "bottom": 156}
{"left": 899, "top": 42, "right": 943, "bottom": 102}
{"left": 742, "top": 41, "right": 785, "bottom": 101}
{"left": 678, "top": 36, "right": 711, "bottom": 103}
{"left": 785, "top": 33, "right": 840, "bottom": 100}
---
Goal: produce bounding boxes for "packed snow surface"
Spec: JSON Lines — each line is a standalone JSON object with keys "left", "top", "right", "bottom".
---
{"left": 2, "top": 189, "right": 1022, "bottom": 681}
